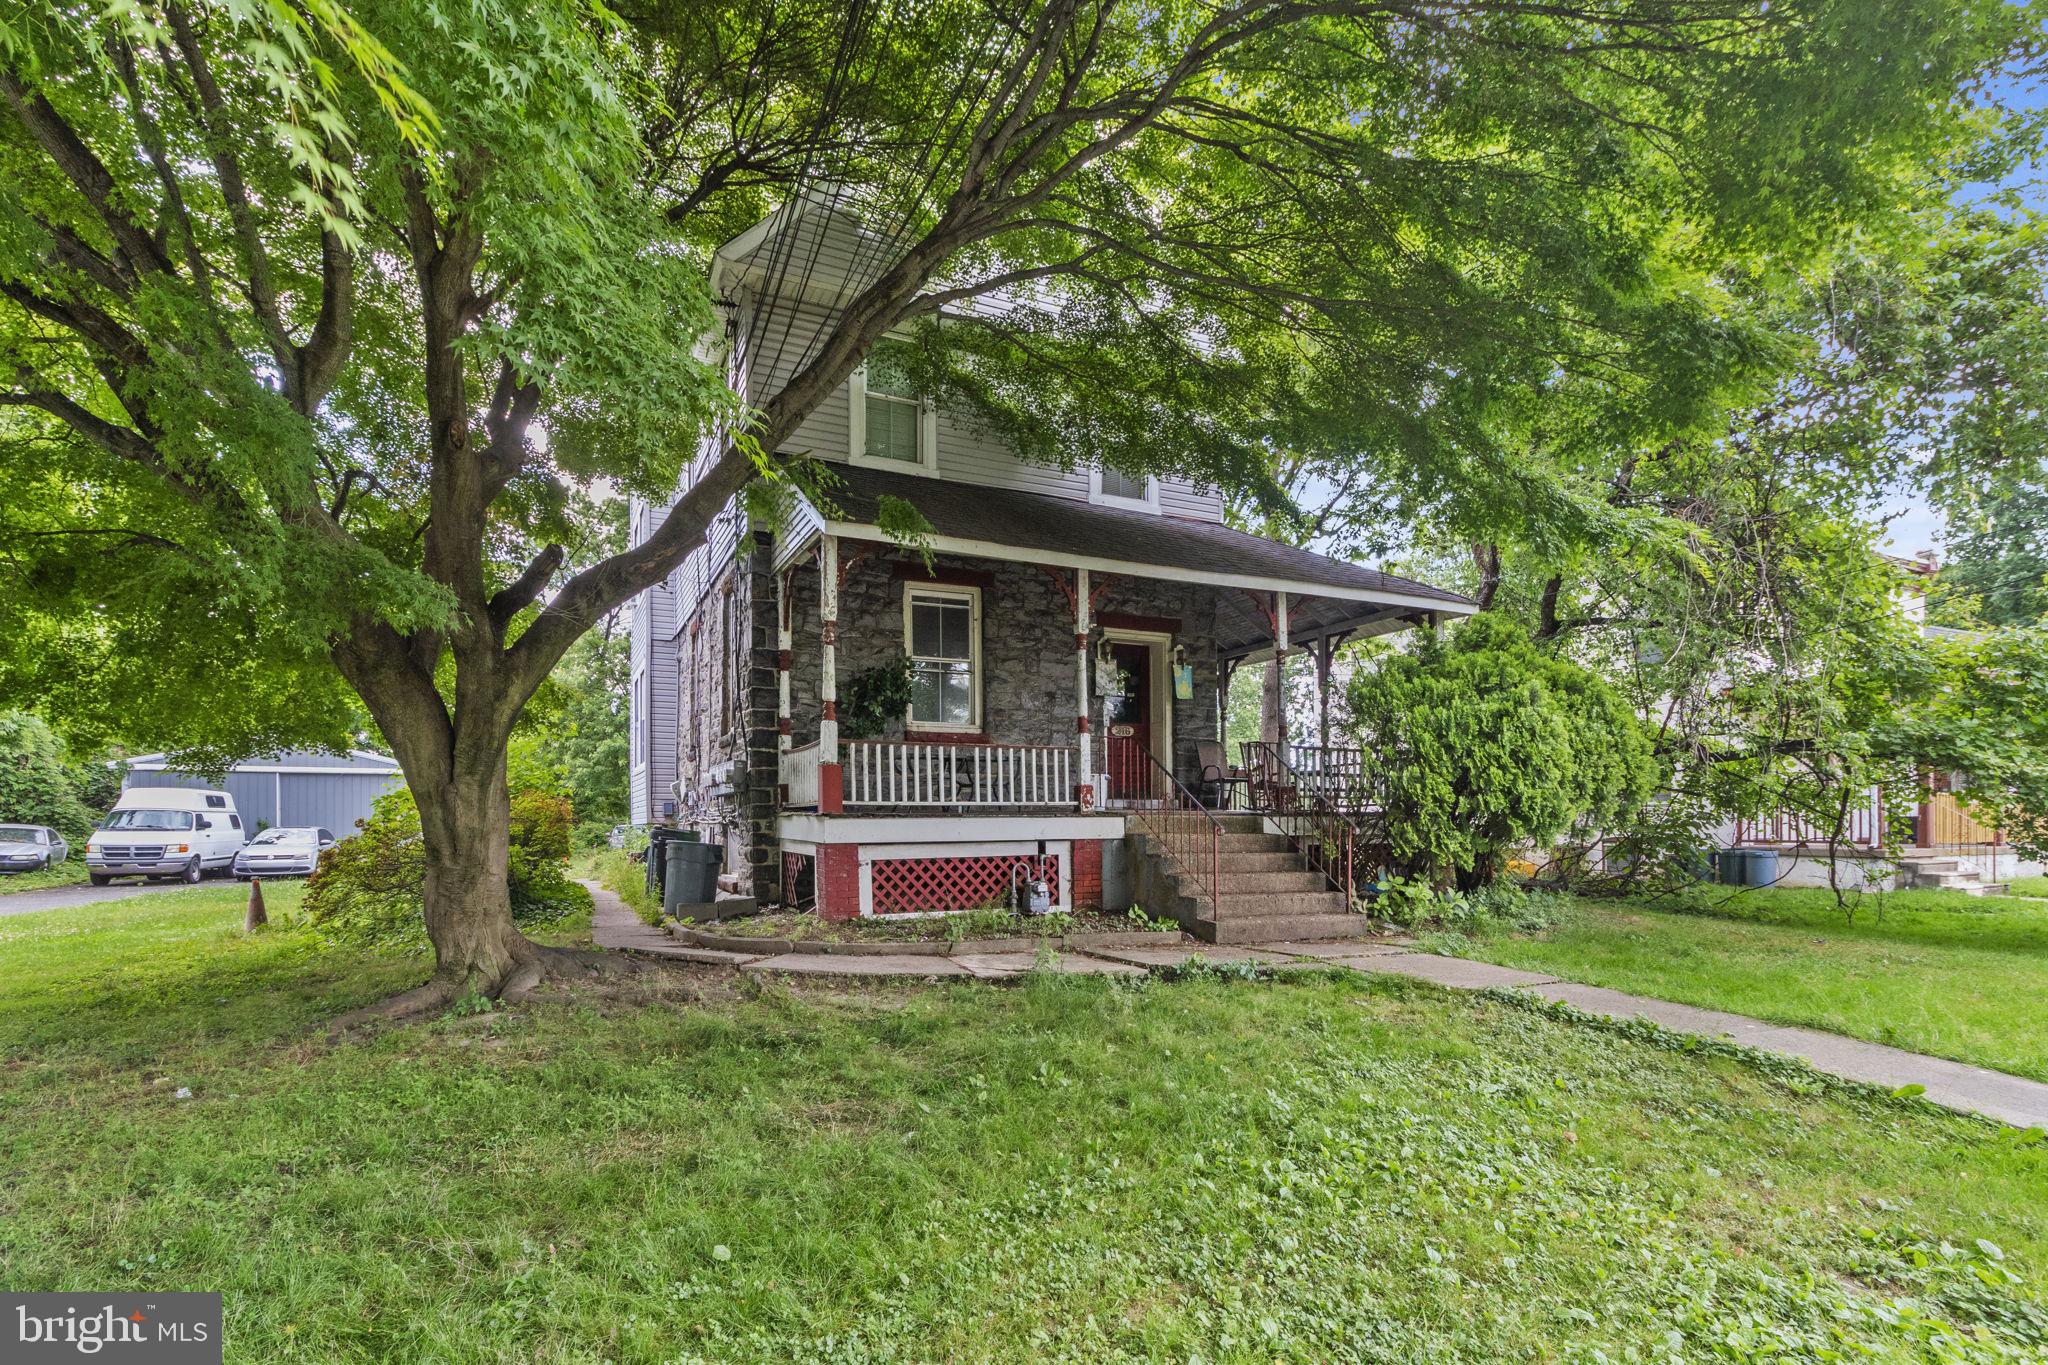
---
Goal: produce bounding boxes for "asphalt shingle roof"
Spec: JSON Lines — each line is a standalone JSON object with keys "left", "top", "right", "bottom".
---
{"left": 815, "top": 464, "right": 1475, "bottom": 610}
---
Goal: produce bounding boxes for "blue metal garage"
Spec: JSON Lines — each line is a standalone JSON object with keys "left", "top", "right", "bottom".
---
{"left": 120, "top": 750, "right": 404, "bottom": 836}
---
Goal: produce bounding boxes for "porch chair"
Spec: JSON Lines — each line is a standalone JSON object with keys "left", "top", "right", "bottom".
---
{"left": 1195, "top": 739, "right": 1239, "bottom": 809}
{"left": 1239, "top": 740, "right": 1298, "bottom": 812}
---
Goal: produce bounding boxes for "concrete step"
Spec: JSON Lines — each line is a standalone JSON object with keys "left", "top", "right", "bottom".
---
{"left": 1195, "top": 912, "right": 1368, "bottom": 944}
{"left": 1221, "top": 832, "right": 1292, "bottom": 852}
{"left": 1213, "top": 890, "right": 1351, "bottom": 917}
{"left": 1219, "top": 850, "right": 1303, "bottom": 873}
{"left": 1217, "top": 870, "right": 1329, "bottom": 893}
{"left": 1212, "top": 814, "right": 1269, "bottom": 835}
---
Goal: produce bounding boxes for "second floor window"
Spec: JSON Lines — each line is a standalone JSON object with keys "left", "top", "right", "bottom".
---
{"left": 853, "top": 340, "right": 935, "bottom": 471}
{"left": 1091, "top": 464, "right": 1160, "bottom": 510}
{"left": 904, "top": 585, "right": 979, "bottom": 730}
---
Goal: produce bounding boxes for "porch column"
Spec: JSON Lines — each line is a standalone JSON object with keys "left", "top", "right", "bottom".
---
{"left": 1075, "top": 567, "right": 1093, "bottom": 807}
{"left": 1314, "top": 634, "right": 1335, "bottom": 750}
{"left": 776, "top": 568, "right": 792, "bottom": 754}
{"left": 818, "top": 534, "right": 842, "bottom": 814}
{"left": 1274, "top": 590, "right": 1291, "bottom": 758}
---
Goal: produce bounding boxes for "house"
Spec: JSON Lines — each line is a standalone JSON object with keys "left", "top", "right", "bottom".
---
{"left": 1721, "top": 551, "right": 2043, "bottom": 892}
{"left": 119, "top": 749, "right": 403, "bottom": 836}
{"left": 626, "top": 198, "right": 1476, "bottom": 934}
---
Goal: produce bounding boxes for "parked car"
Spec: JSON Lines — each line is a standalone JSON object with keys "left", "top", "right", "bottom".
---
{"left": 232, "top": 827, "right": 335, "bottom": 880}
{"left": 85, "top": 787, "right": 246, "bottom": 885}
{"left": 0, "top": 825, "right": 67, "bottom": 873}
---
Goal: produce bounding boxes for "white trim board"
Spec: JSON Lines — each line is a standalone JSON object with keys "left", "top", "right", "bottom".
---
{"left": 779, "top": 813, "right": 1125, "bottom": 844}
{"left": 799, "top": 520, "right": 1476, "bottom": 616}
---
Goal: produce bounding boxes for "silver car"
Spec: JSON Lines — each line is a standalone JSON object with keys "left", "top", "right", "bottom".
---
{"left": 232, "top": 827, "right": 336, "bottom": 879}
{"left": 0, "top": 824, "right": 67, "bottom": 873}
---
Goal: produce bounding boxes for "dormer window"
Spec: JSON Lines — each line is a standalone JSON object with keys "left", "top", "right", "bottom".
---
{"left": 850, "top": 340, "right": 938, "bottom": 474}
{"left": 1090, "top": 464, "right": 1160, "bottom": 511}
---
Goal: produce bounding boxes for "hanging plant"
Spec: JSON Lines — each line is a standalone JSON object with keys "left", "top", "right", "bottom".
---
{"left": 840, "top": 659, "right": 914, "bottom": 741}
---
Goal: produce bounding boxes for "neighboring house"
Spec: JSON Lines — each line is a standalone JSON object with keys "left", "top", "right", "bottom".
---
{"left": 119, "top": 749, "right": 403, "bottom": 836}
{"left": 1722, "top": 550, "right": 2043, "bottom": 891}
{"left": 627, "top": 197, "right": 1476, "bottom": 930}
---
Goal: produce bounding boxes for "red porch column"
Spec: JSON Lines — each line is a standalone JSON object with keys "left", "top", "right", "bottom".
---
{"left": 818, "top": 842, "right": 860, "bottom": 920}
{"left": 818, "top": 535, "right": 843, "bottom": 814}
{"left": 1075, "top": 566, "right": 1093, "bottom": 808}
{"left": 776, "top": 567, "right": 792, "bottom": 757}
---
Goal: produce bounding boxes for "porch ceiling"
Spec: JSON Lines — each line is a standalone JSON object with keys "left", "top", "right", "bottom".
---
{"left": 785, "top": 464, "right": 1475, "bottom": 658}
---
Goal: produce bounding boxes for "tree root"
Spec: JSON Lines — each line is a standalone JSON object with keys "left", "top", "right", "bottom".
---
{"left": 327, "top": 977, "right": 463, "bottom": 1031}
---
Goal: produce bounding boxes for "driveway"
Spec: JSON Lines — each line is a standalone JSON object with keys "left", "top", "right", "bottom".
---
{"left": 0, "top": 878, "right": 209, "bottom": 917}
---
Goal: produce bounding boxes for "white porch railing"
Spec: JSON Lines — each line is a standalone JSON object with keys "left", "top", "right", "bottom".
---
{"left": 781, "top": 740, "right": 822, "bottom": 808}
{"left": 846, "top": 740, "right": 1074, "bottom": 808}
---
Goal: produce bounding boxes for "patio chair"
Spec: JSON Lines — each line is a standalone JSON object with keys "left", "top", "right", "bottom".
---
{"left": 1195, "top": 739, "right": 1239, "bottom": 809}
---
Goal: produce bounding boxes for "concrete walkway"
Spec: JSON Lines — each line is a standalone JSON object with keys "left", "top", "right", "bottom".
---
{"left": 585, "top": 886, "right": 2048, "bottom": 1130}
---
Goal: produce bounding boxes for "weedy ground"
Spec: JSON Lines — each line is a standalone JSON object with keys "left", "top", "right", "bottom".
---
{"left": 0, "top": 858, "right": 87, "bottom": 894}
{"left": 1434, "top": 885, "right": 2048, "bottom": 1083}
{"left": 0, "top": 886, "right": 2043, "bottom": 1362}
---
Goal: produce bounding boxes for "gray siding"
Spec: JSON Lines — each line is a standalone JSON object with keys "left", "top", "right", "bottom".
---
{"left": 627, "top": 500, "right": 683, "bottom": 825}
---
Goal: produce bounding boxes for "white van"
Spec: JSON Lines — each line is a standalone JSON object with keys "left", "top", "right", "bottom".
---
{"left": 85, "top": 788, "right": 247, "bottom": 885}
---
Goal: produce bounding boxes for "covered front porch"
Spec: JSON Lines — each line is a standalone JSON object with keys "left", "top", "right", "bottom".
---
{"left": 756, "top": 465, "right": 1475, "bottom": 920}
{"left": 769, "top": 464, "right": 1472, "bottom": 819}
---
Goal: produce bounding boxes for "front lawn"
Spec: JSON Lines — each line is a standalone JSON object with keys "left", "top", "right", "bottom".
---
{"left": 1443, "top": 887, "right": 2048, "bottom": 1082}
{"left": 0, "top": 857, "right": 86, "bottom": 894}
{"left": 2007, "top": 875, "right": 2048, "bottom": 898}
{"left": 0, "top": 892, "right": 2044, "bottom": 1362}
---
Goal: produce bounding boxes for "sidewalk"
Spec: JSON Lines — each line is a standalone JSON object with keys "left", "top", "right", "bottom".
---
{"left": 587, "top": 885, "right": 2048, "bottom": 1129}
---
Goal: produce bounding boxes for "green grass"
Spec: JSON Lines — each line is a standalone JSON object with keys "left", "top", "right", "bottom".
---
{"left": 0, "top": 891, "right": 2044, "bottom": 1362}
{"left": 2006, "top": 874, "right": 2048, "bottom": 898}
{"left": 1444, "top": 887, "right": 2048, "bottom": 1082}
{"left": 0, "top": 857, "right": 86, "bottom": 894}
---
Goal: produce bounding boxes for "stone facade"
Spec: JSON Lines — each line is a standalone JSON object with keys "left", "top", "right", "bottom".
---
{"left": 676, "top": 538, "right": 1226, "bottom": 911}
{"left": 670, "top": 532, "right": 781, "bottom": 903}
{"left": 780, "top": 548, "right": 1222, "bottom": 785}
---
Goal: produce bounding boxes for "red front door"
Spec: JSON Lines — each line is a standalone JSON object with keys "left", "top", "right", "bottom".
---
{"left": 1105, "top": 641, "right": 1153, "bottom": 799}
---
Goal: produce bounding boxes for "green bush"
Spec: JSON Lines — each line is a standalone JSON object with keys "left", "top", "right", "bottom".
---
{"left": 304, "top": 786, "right": 589, "bottom": 945}
{"left": 1348, "top": 615, "right": 1655, "bottom": 891}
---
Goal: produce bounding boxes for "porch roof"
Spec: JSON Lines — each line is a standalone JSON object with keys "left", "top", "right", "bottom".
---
{"left": 783, "top": 464, "right": 1477, "bottom": 660}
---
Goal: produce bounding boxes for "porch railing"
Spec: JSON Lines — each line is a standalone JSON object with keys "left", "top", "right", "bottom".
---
{"left": 1735, "top": 789, "right": 1886, "bottom": 848}
{"left": 1107, "top": 740, "right": 1224, "bottom": 916}
{"left": 845, "top": 740, "right": 1074, "bottom": 808}
{"left": 780, "top": 740, "right": 822, "bottom": 808}
{"left": 1238, "top": 741, "right": 1378, "bottom": 814}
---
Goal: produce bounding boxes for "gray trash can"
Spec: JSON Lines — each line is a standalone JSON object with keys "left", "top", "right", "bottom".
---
{"left": 663, "top": 838, "right": 722, "bottom": 916}
{"left": 1717, "top": 849, "right": 1748, "bottom": 885}
{"left": 1742, "top": 847, "right": 1779, "bottom": 887}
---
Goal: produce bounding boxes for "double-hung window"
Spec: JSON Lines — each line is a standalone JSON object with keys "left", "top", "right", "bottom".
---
{"left": 851, "top": 340, "right": 937, "bottom": 472}
{"left": 903, "top": 585, "right": 979, "bottom": 731}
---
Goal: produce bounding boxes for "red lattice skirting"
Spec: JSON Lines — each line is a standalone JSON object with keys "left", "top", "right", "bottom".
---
{"left": 782, "top": 852, "right": 816, "bottom": 912}
{"left": 871, "top": 855, "right": 1062, "bottom": 915}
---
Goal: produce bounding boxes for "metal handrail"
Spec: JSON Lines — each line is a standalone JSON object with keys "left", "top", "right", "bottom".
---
{"left": 1241, "top": 741, "right": 1382, "bottom": 902}
{"left": 1107, "top": 741, "right": 1225, "bottom": 917}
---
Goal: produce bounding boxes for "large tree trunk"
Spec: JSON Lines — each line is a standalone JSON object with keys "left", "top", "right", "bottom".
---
{"left": 1260, "top": 660, "right": 1283, "bottom": 746}
{"left": 414, "top": 747, "right": 538, "bottom": 996}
